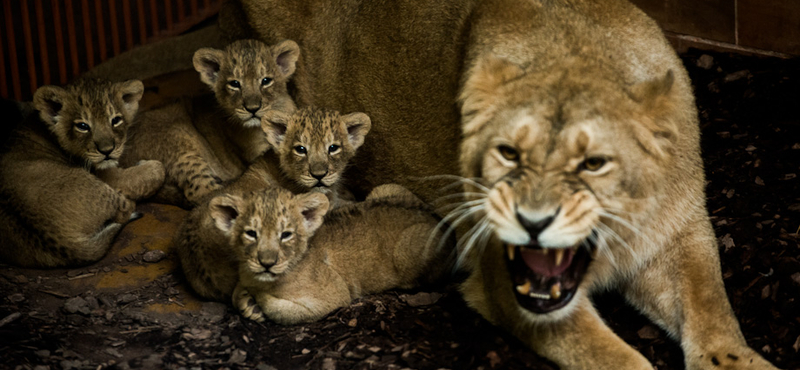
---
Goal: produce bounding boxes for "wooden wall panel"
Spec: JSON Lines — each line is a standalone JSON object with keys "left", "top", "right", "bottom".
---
{"left": 738, "top": 0, "right": 800, "bottom": 56}
{"left": 629, "top": 0, "right": 735, "bottom": 44}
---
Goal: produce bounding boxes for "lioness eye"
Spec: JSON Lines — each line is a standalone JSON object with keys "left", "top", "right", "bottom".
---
{"left": 228, "top": 80, "right": 241, "bottom": 89}
{"left": 280, "top": 231, "right": 293, "bottom": 240}
{"left": 497, "top": 145, "right": 519, "bottom": 162}
{"left": 74, "top": 122, "right": 91, "bottom": 132}
{"left": 581, "top": 157, "right": 607, "bottom": 172}
{"left": 328, "top": 144, "right": 340, "bottom": 153}
{"left": 245, "top": 230, "right": 258, "bottom": 239}
{"left": 261, "top": 77, "right": 273, "bottom": 86}
{"left": 111, "top": 116, "right": 123, "bottom": 126}
{"left": 294, "top": 146, "right": 307, "bottom": 155}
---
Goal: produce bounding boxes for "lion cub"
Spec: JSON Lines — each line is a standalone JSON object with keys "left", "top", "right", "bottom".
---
{"left": 232, "top": 184, "right": 454, "bottom": 325}
{"left": 0, "top": 79, "right": 165, "bottom": 267}
{"left": 254, "top": 106, "right": 371, "bottom": 206}
{"left": 120, "top": 39, "right": 299, "bottom": 207}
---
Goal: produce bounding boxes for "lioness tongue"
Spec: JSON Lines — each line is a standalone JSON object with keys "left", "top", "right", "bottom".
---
{"left": 520, "top": 248, "right": 573, "bottom": 277}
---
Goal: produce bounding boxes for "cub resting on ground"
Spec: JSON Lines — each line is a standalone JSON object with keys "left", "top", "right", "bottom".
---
{"left": 176, "top": 106, "right": 371, "bottom": 300}
{"left": 120, "top": 39, "right": 299, "bottom": 208}
{"left": 223, "top": 184, "right": 454, "bottom": 325}
{"left": 0, "top": 79, "right": 164, "bottom": 267}
{"left": 225, "top": 0, "right": 781, "bottom": 368}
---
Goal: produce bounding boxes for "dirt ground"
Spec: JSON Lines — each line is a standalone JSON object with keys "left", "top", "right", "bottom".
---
{"left": 1, "top": 49, "right": 798, "bottom": 370}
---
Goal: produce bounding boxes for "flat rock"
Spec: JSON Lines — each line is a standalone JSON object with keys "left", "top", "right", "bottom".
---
{"left": 142, "top": 250, "right": 166, "bottom": 263}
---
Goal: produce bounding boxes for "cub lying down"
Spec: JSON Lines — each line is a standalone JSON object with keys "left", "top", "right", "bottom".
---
{"left": 231, "top": 184, "right": 455, "bottom": 325}
{"left": 0, "top": 79, "right": 164, "bottom": 267}
{"left": 120, "top": 39, "right": 299, "bottom": 207}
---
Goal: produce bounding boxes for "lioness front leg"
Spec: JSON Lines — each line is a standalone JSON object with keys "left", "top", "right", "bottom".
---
{"left": 621, "top": 224, "right": 780, "bottom": 370}
{"left": 519, "top": 294, "right": 654, "bottom": 370}
{"left": 96, "top": 160, "right": 166, "bottom": 201}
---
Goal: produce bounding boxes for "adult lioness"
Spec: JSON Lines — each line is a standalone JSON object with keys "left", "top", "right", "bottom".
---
{"left": 227, "top": 0, "right": 780, "bottom": 369}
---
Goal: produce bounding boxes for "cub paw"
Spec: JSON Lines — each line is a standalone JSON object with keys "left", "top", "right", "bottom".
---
{"left": 234, "top": 287, "right": 264, "bottom": 323}
{"left": 113, "top": 196, "right": 136, "bottom": 224}
{"left": 688, "top": 350, "right": 780, "bottom": 370}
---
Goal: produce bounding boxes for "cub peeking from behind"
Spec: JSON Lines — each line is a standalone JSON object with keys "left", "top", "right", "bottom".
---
{"left": 0, "top": 79, "right": 165, "bottom": 267}
{"left": 176, "top": 106, "right": 372, "bottom": 301}
{"left": 231, "top": 184, "right": 454, "bottom": 325}
{"left": 120, "top": 39, "right": 299, "bottom": 208}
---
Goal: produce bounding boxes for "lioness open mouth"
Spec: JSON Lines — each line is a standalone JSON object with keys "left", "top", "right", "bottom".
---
{"left": 505, "top": 238, "right": 594, "bottom": 313}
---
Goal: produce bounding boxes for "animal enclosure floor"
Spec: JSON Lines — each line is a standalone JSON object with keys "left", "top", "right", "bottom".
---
{"left": 1, "top": 49, "right": 798, "bottom": 370}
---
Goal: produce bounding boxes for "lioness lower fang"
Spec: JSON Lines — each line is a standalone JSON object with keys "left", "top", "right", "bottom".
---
{"left": 516, "top": 280, "right": 531, "bottom": 295}
{"left": 550, "top": 282, "right": 562, "bottom": 300}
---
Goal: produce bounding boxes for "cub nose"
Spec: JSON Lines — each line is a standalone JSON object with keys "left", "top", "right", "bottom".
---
{"left": 310, "top": 170, "right": 327, "bottom": 181}
{"left": 516, "top": 212, "right": 555, "bottom": 241}
{"left": 245, "top": 104, "right": 261, "bottom": 114}
{"left": 259, "top": 258, "right": 276, "bottom": 271}
{"left": 97, "top": 143, "right": 115, "bottom": 156}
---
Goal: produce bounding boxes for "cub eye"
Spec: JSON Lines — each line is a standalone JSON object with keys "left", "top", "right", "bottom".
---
{"left": 497, "top": 145, "right": 519, "bottom": 162}
{"left": 111, "top": 116, "right": 123, "bottom": 126}
{"left": 581, "top": 157, "right": 607, "bottom": 172}
{"left": 228, "top": 80, "right": 241, "bottom": 89}
{"left": 261, "top": 77, "right": 273, "bottom": 86}
{"left": 244, "top": 230, "right": 258, "bottom": 239}
{"left": 74, "top": 122, "right": 91, "bottom": 132}
{"left": 328, "top": 144, "right": 340, "bottom": 153}
{"left": 294, "top": 146, "right": 307, "bottom": 155}
{"left": 280, "top": 231, "right": 293, "bottom": 240}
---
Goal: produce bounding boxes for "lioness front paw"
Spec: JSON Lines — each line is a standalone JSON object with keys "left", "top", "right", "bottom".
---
{"left": 234, "top": 286, "right": 264, "bottom": 322}
{"left": 687, "top": 349, "right": 780, "bottom": 370}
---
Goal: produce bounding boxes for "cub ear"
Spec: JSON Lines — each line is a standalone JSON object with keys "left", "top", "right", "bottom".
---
{"left": 271, "top": 40, "right": 300, "bottom": 78}
{"left": 33, "top": 85, "right": 69, "bottom": 125}
{"left": 342, "top": 112, "right": 371, "bottom": 150}
{"left": 193, "top": 48, "right": 225, "bottom": 87}
{"left": 114, "top": 79, "right": 144, "bottom": 117}
{"left": 459, "top": 57, "right": 525, "bottom": 136}
{"left": 209, "top": 194, "right": 244, "bottom": 234}
{"left": 296, "top": 192, "right": 329, "bottom": 235}
{"left": 261, "top": 110, "right": 291, "bottom": 148}
{"left": 627, "top": 70, "right": 679, "bottom": 159}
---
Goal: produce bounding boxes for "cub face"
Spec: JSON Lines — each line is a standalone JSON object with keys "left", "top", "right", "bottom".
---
{"left": 193, "top": 39, "right": 300, "bottom": 127}
{"left": 457, "top": 58, "right": 678, "bottom": 318}
{"left": 209, "top": 188, "right": 329, "bottom": 283}
{"left": 33, "top": 79, "right": 144, "bottom": 170}
{"left": 261, "top": 107, "right": 371, "bottom": 190}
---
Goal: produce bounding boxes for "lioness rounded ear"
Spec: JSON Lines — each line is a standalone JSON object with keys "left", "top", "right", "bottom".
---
{"left": 33, "top": 85, "right": 68, "bottom": 125}
{"left": 209, "top": 194, "right": 244, "bottom": 234}
{"left": 342, "top": 112, "right": 371, "bottom": 150}
{"left": 296, "top": 192, "right": 329, "bottom": 235}
{"left": 261, "top": 110, "right": 291, "bottom": 148}
{"left": 193, "top": 48, "right": 225, "bottom": 87}
{"left": 115, "top": 79, "right": 144, "bottom": 116}
{"left": 271, "top": 40, "right": 300, "bottom": 77}
{"left": 459, "top": 57, "right": 526, "bottom": 136}
{"left": 627, "top": 70, "right": 679, "bottom": 160}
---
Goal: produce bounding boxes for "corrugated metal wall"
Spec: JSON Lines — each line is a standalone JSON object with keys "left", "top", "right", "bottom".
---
{"left": 1, "top": 0, "right": 221, "bottom": 101}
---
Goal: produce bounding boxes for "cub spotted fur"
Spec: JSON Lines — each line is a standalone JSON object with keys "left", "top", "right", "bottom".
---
{"left": 224, "top": 0, "right": 781, "bottom": 369}
{"left": 222, "top": 184, "right": 454, "bottom": 325}
{"left": 0, "top": 79, "right": 165, "bottom": 267}
{"left": 120, "top": 39, "right": 299, "bottom": 207}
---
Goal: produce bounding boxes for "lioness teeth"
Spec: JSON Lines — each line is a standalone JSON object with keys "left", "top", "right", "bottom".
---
{"left": 507, "top": 244, "right": 515, "bottom": 261}
{"left": 516, "top": 280, "right": 531, "bottom": 295}
{"left": 528, "top": 291, "right": 551, "bottom": 300}
{"left": 554, "top": 249, "right": 564, "bottom": 266}
{"left": 550, "top": 282, "right": 562, "bottom": 300}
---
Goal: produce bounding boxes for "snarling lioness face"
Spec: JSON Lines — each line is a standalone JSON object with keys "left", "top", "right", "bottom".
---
{"left": 456, "top": 58, "right": 677, "bottom": 318}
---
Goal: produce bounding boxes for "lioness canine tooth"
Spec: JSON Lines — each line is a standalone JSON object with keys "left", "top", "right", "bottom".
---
{"left": 516, "top": 280, "right": 531, "bottom": 295}
{"left": 554, "top": 249, "right": 564, "bottom": 266}
{"left": 507, "top": 244, "right": 515, "bottom": 261}
{"left": 550, "top": 282, "right": 562, "bottom": 300}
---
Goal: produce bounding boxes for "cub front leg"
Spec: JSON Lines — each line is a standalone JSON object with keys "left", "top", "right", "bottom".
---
{"left": 233, "top": 283, "right": 265, "bottom": 322}
{"left": 621, "top": 223, "right": 780, "bottom": 370}
{"left": 96, "top": 160, "right": 166, "bottom": 201}
{"left": 171, "top": 152, "right": 224, "bottom": 204}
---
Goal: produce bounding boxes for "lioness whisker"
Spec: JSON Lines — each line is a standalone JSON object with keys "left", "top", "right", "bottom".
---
{"left": 455, "top": 217, "right": 491, "bottom": 270}
{"left": 436, "top": 198, "right": 487, "bottom": 214}
{"left": 411, "top": 174, "right": 492, "bottom": 193}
